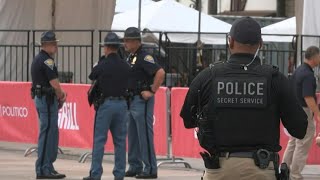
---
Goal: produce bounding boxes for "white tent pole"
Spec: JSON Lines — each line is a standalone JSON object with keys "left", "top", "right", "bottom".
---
{"left": 197, "top": 0, "right": 201, "bottom": 43}
{"left": 138, "top": 0, "right": 142, "bottom": 30}
{"left": 295, "top": 0, "right": 304, "bottom": 66}
{"left": 197, "top": 0, "right": 202, "bottom": 67}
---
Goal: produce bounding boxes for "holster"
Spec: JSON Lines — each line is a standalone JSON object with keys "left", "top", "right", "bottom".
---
{"left": 197, "top": 116, "right": 215, "bottom": 152}
{"left": 200, "top": 151, "right": 220, "bottom": 169}
{"left": 31, "top": 85, "right": 55, "bottom": 105}
{"left": 31, "top": 87, "right": 35, "bottom": 99}
{"left": 88, "top": 80, "right": 98, "bottom": 107}
{"left": 93, "top": 94, "right": 105, "bottom": 111}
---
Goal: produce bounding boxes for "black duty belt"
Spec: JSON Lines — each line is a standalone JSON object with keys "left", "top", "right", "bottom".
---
{"left": 128, "top": 90, "right": 141, "bottom": 96}
{"left": 220, "top": 150, "right": 278, "bottom": 161}
{"left": 31, "top": 86, "right": 55, "bottom": 97}
{"left": 202, "top": 149, "right": 280, "bottom": 171}
{"left": 105, "top": 96, "right": 126, "bottom": 100}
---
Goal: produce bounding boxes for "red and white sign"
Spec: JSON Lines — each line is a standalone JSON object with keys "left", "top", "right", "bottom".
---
{"left": 170, "top": 87, "right": 320, "bottom": 164}
{"left": 0, "top": 82, "right": 168, "bottom": 155}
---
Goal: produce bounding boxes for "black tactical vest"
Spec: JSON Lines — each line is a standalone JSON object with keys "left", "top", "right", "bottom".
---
{"left": 205, "top": 62, "right": 281, "bottom": 152}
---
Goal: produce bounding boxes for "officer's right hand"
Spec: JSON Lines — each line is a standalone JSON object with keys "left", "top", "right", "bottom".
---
{"left": 59, "top": 91, "right": 67, "bottom": 102}
{"left": 141, "top": 90, "right": 154, "bottom": 100}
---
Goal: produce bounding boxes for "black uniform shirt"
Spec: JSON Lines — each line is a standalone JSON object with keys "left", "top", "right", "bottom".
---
{"left": 180, "top": 53, "right": 308, "bottom": 140}
{"left": 292, "top": 63, "right": 317, "bottom": 107}
{"left": 89, "top": 53, "right": 130, "bottom": 97}
{"left": 127, "top": 46, "right": 161, "bottom": 91}
{"left": 31, "top": 50, "right": 58, "bottom": 87}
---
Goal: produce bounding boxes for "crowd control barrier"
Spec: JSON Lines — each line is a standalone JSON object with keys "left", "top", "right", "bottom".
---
{"left": 170, "top": 87, "right": 320, "bottom": 164}
{"left": 0, "top": 82, "right": 169, "bottom": 162}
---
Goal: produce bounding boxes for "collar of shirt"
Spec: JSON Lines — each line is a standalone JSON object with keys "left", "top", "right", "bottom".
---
{"left": 303, "top": 62, "right": 314, "bottom": 73}
{"left": 227, "top": 53, "right": 261, "bottom": 65}
{"left": 40, "top": 49, "right": 54, "bottom": 59}
{"left": 133, "top": 45, "right": 143, "bottom": 56}
{"left": 106, "top": 52, "right": 118, "bottom": 60}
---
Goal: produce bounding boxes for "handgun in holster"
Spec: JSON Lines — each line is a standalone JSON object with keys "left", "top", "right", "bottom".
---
{"left": 31, "top": 85, "right": 55, "bottom": 105}
{"left": 200, "top": 151, "right": 220, "bottom": 169}
{"left": 31, "top": 87, "right": 36, "bottom": 99}
{"left": 93, "top": 93, "right": 105, "bottom": 111}
{"left": 196, "top": 114, "right": 215, "bottom": 151}
{"left": 88, "top": 80, "right": 98, "bottom": 107}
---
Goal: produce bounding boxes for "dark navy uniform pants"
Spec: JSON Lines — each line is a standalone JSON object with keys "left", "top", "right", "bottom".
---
{"left": 90, "top": 99, "right": 128, "bottom": 179}
{"left": 127, "top": 95, "right": 157, "bottom": 174}
{"left": 34, "top": 96, "right": 59, "bottom": 175}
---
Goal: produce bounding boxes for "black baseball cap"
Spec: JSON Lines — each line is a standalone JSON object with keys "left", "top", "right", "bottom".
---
{"left": 229, "top": 17, "right": 261, "bottom": 45}
{"left": 124, "top": 27, "right": 141, "bottom": 40}
{"left": 100, "top": 32, "right": 121, "bottom": 45}
{"left": 41, "top": 31, "right": 59, "bottom": 43}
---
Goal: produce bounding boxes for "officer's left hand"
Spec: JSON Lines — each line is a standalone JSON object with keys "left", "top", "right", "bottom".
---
{"left": 58, "top": 101, "right": 64, "bottom": 109}
{"left": 141, "top": 91, "right": 154, "bottom": 100}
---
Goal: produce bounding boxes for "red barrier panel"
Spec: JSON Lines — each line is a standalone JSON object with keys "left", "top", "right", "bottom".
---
{"left": 153, "top": 87, "right": 168, "bottom": 156}
{"left": 171, "top": 87, "right": 320, "bottom": 164}
{"left": 171, "top": 88, "right": 203, "bottom": 158}
{"left": 0, "top": 82, "right": 37, "bottom": 144}
{"left": 0, "top": 82, "right": 168, "bottom": 155}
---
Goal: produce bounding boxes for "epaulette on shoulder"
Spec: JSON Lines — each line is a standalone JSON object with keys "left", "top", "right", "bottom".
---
{"left": 254, "top": 64, "right": 279, "bottom": 75}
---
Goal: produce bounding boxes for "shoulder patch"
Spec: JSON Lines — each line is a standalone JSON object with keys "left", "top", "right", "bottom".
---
{"left": 144, "top": 55, "right": 155, "bottom": 63}
{"left": 44, "top": 59, "right": 55, "bottom": 70}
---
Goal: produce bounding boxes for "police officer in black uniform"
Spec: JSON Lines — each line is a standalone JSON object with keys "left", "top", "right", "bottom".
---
{"left": 83, "top": 32, "right": 130, "bottom": 180}
{"left": 124, "top": 27, "right": 165, "bottom": 179}
{"left": 180, "top": 17, "right": 308, "bottom": 180}
{"left": 31, "top": 31, "right": 66, "bottom": 179}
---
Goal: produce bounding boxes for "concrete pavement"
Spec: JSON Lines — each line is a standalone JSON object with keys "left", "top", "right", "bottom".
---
{"left": 0, "top": 141, "right": 319, "bottom": 180}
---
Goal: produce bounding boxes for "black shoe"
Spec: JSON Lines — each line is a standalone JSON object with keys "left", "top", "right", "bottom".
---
{"left": 36, "top": 172, "right": 66, "bottom": 179}
{"left": 114, "top": 177, "right": 124, "bottom": 180}
{"left": 83, "top": 176, "right": 100, "bottom": 180}
{"left": 135, "top": 173, "right": 158, "bottom": 179}
{"left": 125, "top": 170, "right": 139, "bottom": 177}
{"left": 52, "top": 171, "right": 66, "bottom": 178}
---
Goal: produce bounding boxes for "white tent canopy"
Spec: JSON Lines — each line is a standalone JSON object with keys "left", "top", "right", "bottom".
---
{"left": 261, "top": 17, "right": 296, "bottom": 42}
{"left": 0, "top": 0, "right": 116, "bottom": 82}
{"left": 112, "top": 0, "right": 231, "bottom": 44}
{"left": 302, "top": 0, "right": 320, "bottom": 50}
{"left": 115, "top": 0, "right": 154, "bottom": 14}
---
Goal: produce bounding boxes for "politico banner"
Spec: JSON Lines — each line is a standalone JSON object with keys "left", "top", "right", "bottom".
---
{"left": 0, "top": 82, "right": 168, "bottom": 155}
{"left": 171, "top": 87, "right": 320, "bottom": 164}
